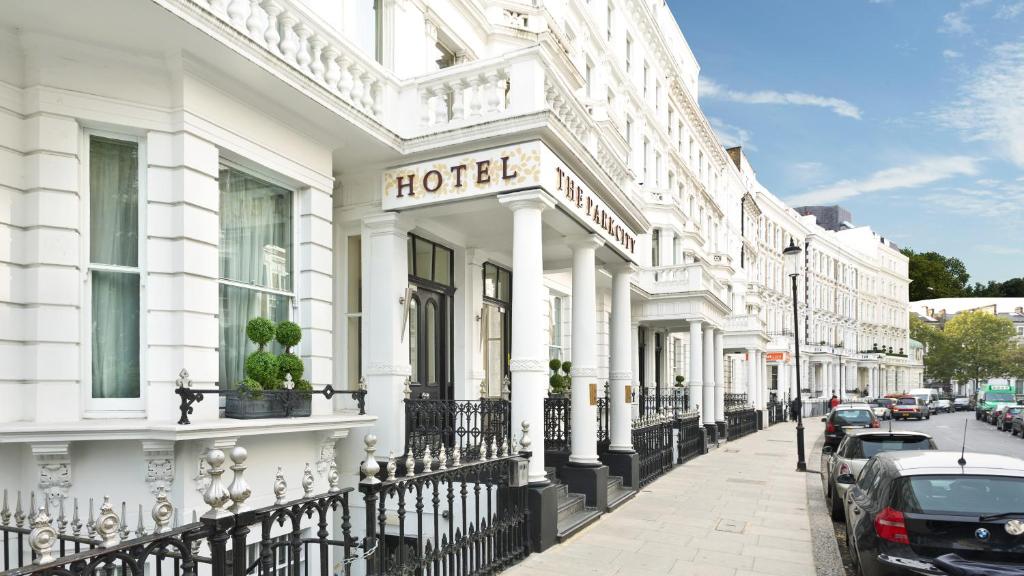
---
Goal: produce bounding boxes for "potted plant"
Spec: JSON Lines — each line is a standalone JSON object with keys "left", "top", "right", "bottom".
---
{"left": 674, "top": 375, "right": 685, "bottom": 387}
{"left": 226, "top": 318, "right": 313, "bottom": 419}
{"left": 548, "top": 359, "right": 571, "bottom": 396}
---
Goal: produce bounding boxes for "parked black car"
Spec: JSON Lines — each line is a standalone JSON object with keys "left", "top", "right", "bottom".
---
{"left": 823, "top": 405, "right": 879, "bottom": 450}
{"left": 842, "top": 451, "right": 1024, "bottom": 575}
{"left": 998, "top": 407, "right": 1024, "bottom": 432}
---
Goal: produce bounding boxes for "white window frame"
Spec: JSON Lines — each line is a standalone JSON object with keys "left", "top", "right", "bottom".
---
{"left": 81, "top": 129, "right": 147, "bottom": 417}
{"left": 217, "top": 158, "right": 300, "bottom": 390}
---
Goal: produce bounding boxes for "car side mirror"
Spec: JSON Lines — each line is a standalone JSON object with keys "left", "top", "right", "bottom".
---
{"left": 836, "top": 473, "right": 856, "bottom": 485}
{"left": 821, "top": 417, "right": 827, "bottom": 422}
{"left": 822, "top": 445, "right": 834, "bottom": 454}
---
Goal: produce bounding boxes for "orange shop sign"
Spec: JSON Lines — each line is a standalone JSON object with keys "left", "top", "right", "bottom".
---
{"left": 765, "top": 352, "right": 790, "bottom": 362}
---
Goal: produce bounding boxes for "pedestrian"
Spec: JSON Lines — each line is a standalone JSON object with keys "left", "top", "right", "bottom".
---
{"left": 829, "top": 394, "right": 840, "bottom": 410}
{"left": 790, "top": 397, "right": 799, "bottom": 420}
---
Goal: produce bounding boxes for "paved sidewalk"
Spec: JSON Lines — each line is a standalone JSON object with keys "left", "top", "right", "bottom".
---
{"left": 507, "top": 418, "right": 827, "bottom": 576}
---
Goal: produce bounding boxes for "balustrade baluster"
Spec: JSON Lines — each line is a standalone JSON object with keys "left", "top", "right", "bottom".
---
{"left": 261, "top": 1, "right": 282, "bottom": 51}
{"left": 277, "top": 12, "right": 299, "bottom": 63}
{"left": 293, "top": 23, "right": 312, "bottom": 70}
{"left": 226, "top": 0, "right": 248, "bottom": 29}
{"left": 338, "top": 56, "right": 354, "bottom": 101}
{"left": 308, "top": 34, "right": 326, "bottom": 81}
{"left": 246, "top": 0, "right": 263, "bottom": 38}
{"left": 360, "top": 72, "right": 374, "bottom": 110}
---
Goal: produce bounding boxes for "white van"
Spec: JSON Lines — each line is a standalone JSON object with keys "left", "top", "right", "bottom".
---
{"left": 907, "top": 388, "right": 940, "bottom": 412}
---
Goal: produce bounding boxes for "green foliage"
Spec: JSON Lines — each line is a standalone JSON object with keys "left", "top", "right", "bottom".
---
{"left": 277, "top": 352, "right": 305, "bottom": 382}
{"left": 236, "top": 378, "right": 264, "bottom": 399}
{"left": 275, "top": 321, "right": 302, "bottom": 351}
{"left": 675, "top": 375, "right": 685, "bottom": 386}
{"left": 245, "top": 350, "right": 279, "bottom": 389}
{"left": 900, "top": 248, "right": 970, "bottom": 301}
{"left": 560, "top": 361, "right": 572, "bottom": 375}
{"left": 246, "top": 317, "right": 276, "bottom": 349}
{"left": 295, "top": 378, "right": 313, "bottom": 397}
{"left": 548, "top": 358, "right": 562, "bottom": 372}
{"left": 965, "top": 278, "right": 1024, "bottom": 297}
{"left": 944, "top": 310, "right": 1016, "bottom": 384}
{"left": 549, "top": 359, "right": 571, "bottom": 395}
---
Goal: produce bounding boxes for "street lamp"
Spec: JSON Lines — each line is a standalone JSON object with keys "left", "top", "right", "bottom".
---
{"left": 783, "top": 239, "right": 806, "bottom": 472}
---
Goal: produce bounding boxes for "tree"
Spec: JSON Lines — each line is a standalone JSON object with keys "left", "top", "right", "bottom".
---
{"left": 910, "top": 314, "right": 957, "bottom": 383}
{"left": 901, "top": 248, "right": 970, "bottom": 301}
{"left": 965, "top": 277, "right": 1024, "bottom": 297}
{"left": 943, "top": 310, "right": 1016, "bottom": 390}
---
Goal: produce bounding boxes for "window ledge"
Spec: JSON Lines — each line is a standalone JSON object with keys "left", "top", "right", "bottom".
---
{"left": 0, "top": 412, "right": 377, "bottom": 444}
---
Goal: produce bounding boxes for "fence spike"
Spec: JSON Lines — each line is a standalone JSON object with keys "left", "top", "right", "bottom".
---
{"left": 190, "top": 511, "right": 201, "bottom": 555}
{"left": 71, "top": 498, "right": 82, "bottom": 536}
{"left": 228, "top": 446, "right": 252, "bottom": 513}
{"left": 451, "top": 446, "right": 462, "bottom": 468}
{"left": 14, "top": 492, "right": 25, "bottom": 527}
{"left": 404, "top": 448, "right": 415, "bottom": 478}
{"left": 87, "top": 497, "right": 96, "bottom": 538}
{"left": 119, "top": 501, "right": 130, "bottom": 540}
{"left": 490, "top": 437, "right": 498, "bottom": 461}
{"left": 328, "top": 461, "right": 341, "bottom": 493}
{"left": 385, "top": 451, "right": 397, "bottom": 481}
{"left": 29, "top": 506, "right": 57, "bottom": 565}
{"left": 302, "top": 463, "right": 314, "bottom": 498}
{"left": 437, "top": 445, "right": 447, "bottom": 471}
{"left": 29, "top": 492, "right": 36, "bottom": 523}
{"left": 359, "top": 434, "right": 381, "bottom": 486}
{"left": 201, "top": 449, "right": 232, "bottom": 519}
{"left": 95, "top": 496, "right": 121, "bottom": 548}
{"left": 422, "top": 443, "right": 434, "bottom": 471}
{"left": 1, "top": 489, "right": 9, "bottom": 525}
{"left": 152, "top": 486, "right": 173, "bottom": 534}
{"left": 136, "top": 504, "right": 147, "bottom": 537}
{"left": 273, "top": 467, "right": 288, "bottom": 505}
{"left": 57, "top": 497, "right": 67, "bottom": 534}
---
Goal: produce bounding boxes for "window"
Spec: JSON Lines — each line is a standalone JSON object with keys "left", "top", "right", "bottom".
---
{"left": 218, "top": 164, "right": 294, "bottom": 391}
{"left": 625, "top": 36, "right": 632, "bottom": 71}
{"left": 87, "top": 134, "right": 144, "bottom": 406}
{"left": 408, "top": 235, "right": 454, "bottom": 286}
{"left": 483, "top": 263, "right": 512, "bottom": 397}
{"left": 549, "top": 295, "right": 563, "bottom": 360}
{"left": 346, "top": 235, "right": 362, "bottom": 390}
{"left": 585, "top": 59, "right": 593, "bottom": 98}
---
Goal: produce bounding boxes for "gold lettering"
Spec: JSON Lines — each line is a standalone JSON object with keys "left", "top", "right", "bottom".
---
{"left": 423, "top": 170, "right": 443, "bottom": 193}
{"left": 476, "top": 160, "right": 491, "bottom": 185}
{"left": 396, "top": 174, "right": 415, "bottom": 198}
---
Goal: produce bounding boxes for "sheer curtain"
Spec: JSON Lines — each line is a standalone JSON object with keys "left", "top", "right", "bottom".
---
{"left": 218, "top": 166, "right": 292, "bottom": 389}
{"left": 89, "top": 136, "right": 140, "bottom": 400}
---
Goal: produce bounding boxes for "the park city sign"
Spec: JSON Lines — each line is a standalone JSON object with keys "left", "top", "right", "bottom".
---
{"left": 382, "top": 141, "right": 638, "bottom": 260}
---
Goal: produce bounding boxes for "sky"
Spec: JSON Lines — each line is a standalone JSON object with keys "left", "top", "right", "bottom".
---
{"left": 668, "top": 0, "right": 1024, "bottom": 284}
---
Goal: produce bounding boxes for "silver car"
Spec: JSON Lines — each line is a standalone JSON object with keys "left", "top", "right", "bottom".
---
{"left": 820, "top": 429, "right": 936, "bottom": 520}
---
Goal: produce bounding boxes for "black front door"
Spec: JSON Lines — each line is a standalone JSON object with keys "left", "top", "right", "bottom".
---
{"left": 409, "top": 284, "right": 450, "bottom": 400}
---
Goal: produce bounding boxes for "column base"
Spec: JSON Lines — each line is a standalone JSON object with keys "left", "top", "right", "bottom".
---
{"left": 560, "top": 463, "right": 609, "bottom": 511}
{"left": 715, "top": 421, "right": 726, "bottom": 439}
{"left": 704, "top": 423, "right": 720, "bottom": 446}
{"left": 600, "top": 451, "right": 639, "bottom": 489}
{"left": 527, "top": 483, "right": 558, "bottom": 553}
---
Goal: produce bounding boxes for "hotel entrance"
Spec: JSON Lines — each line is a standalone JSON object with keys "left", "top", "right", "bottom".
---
{"left": 408, "top": 234, "right": 455, "bottom": 401}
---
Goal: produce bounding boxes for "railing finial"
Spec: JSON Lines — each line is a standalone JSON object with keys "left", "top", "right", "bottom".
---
{"left": 177, "top": 368, "right": 192, "bottom": 388}
{"left": 273, "top": 467, "right": 288, "bottom": 505}
{"left": 437, "top": 445, "right": 447, "bottom": 471}
{"left": 302, "top": 463, "right": 314, "bottom": 497}
{"left": 328, "top": 460, "right": 342, "bottom": 492}
{"left": 95, "top": 496, "right": 121, "bottom": 548}
{"left": 228, "top": 446, "right": 252, "bottom": 513}
{"left": 386, "top": 451, "right": 397, "bottom": 481}
{"left": 519, "top": 420, "right": 532, "bottom": 452}
{"left": 403, "top": 377, "right": 412, "bottom": 400}
{"left": 404, "top": 448, "right": 416, "bottom": 478}
{"left": 152, "top": 486, "right": 173, "bottom": 534}
{"left": 422, "top": 444, "right": 434, "bottom": 471}
{"left": 201, "top": 449, "right": 232, "bottom": 519}
{"left": 359, "top": 434, "right": 381, "bottom": 485}
{"left": 29, "top": 506, "right": 56, "bottom": 565}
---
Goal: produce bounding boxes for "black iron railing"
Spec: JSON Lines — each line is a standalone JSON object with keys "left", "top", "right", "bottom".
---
{"left": 724, "top": 393, "right": 748, "bottom": 409}
{"left": 1, "top": 492, "right": 100, "bottom": 571}
{"left": 404, "top": 399, "right": 512, "bottom": 462}
{"left": 542, "top": 397, "right": 571, "bottom": 452}
{"left": 767, "top": 401, "right": 786, "bottom": 425}
{"left": 596, "top": 398, "right": 609, "bottom": 451}
{"left": 726, "top": 408, "right": 758, "bottom": 441}
{"left": 632, "top": 415, "right": 675, "bottom": 487}
{"left": 676, "top": 413, "right": 703, "bottom": 463}
{"left": 637, "top": 388, "right": 688, "bottom": 417}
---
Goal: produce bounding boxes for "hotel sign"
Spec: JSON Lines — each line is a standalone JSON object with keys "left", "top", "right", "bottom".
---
{"left": 382, "top": 141, "right": 638, "bottom": 261}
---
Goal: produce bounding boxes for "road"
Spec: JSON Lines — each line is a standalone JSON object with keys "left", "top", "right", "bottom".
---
{"left": 819, "top": 407, "right": 1024, "bottom": 575}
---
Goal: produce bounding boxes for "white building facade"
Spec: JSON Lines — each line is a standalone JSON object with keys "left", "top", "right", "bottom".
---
{"left": 0, "top": 0, "right": 914, "bottom": 565}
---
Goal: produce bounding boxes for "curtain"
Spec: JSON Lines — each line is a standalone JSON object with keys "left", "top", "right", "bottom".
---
{"left": 218, "top": 166, "right": 292, "bottom": 389}
{"left": 89, "top": 137, "right": 140, "bottom": 399}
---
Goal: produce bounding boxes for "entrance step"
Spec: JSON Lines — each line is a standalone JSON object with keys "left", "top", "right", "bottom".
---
{"left": 606, "top": 475, "right": 635, "bottom": 511}
{"left": 549, "top": 464, "right": 602, "bottom": 541}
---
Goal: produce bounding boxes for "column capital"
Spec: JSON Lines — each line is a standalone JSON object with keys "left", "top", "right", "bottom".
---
{"left": 607, "top": 262, "right": 638, "bottom": 276}
{"left": 497, "top": 189, "right": 556, "bottom": 212}
{"left": 362, "top": 212, "right": 414, "bottom": 235}
{"left": 565, "top": 233, "right": 604, "bottom": 251}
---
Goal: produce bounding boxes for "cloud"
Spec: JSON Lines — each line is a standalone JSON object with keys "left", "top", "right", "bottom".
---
{"left": 709, "top": 117, "right": 756, "bottom": 150}
{"left": 700, "top": 78, "right": 862, "bottom": 119}
{"left": 975, "top": 243, "right": 1024, "bottom": 255}
{"left": 936, "top": 41, "right": 1024, "bottom": 166}
{"left": 943, "top": 49, "right": 963, "bottom": 59}
{"left": 785, "top": 156, "right": 981, "bottom": 205}
{"left": 938, "top": 0, "right": 991, "bottom": 34}
{"left": 996, "top": 2, "right": 1024, "bottom": 18}
{"left": 923, "top": 180, "right": 1024, "bottom": 218}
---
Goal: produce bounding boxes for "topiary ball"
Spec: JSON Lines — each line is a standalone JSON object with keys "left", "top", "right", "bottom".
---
{"left": 549, "top": 374, "right": 561, "bottom": 388}
{"left": 275, "top": 321, "right": 302, "bottom": 350}
{"left": 277, "top": 352, "right": 305, "bottom": 382}
{"left": 237, "top": 378, "right": 264, "bottom": 399}
{"left": 246, "top": 317, "right": 276, "bottom": 348}
{"left": 245, "top": 350, "right": 278, "bottom": 388}
{"left": 548, "top": 358, "right": 562, "bottom": 372}
{"left": 560, "top": 361, "right": 572, "bottom": 375}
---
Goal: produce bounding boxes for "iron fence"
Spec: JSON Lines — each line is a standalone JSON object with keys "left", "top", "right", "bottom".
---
{"left": 676, "top": 413, "right": 703, "bottom": 464}
{"left": 637, "top": 388, "right": 688, "bottom": 417}
{"left": 542, "top": 396, "right": 571, "bottom": 452}
{"left": 767, "top": 401, "right": 786, "bottom": 425}
{"left": 596, "top": 397, "right": 610, "bottom": 451}
{"left": 405, "top": 398, "right": 512, "bottom": 462}
{"left": 632, "top": 414, "right": 675, "bottom": 487}
{"left": 802, "top": 399, "right": 830, "bottom": 418}
{"left": 724, "top": 393, "right": 748, "bottom": 409}
{"left": 726, "top": 408, "right": 758, "bottom": 441}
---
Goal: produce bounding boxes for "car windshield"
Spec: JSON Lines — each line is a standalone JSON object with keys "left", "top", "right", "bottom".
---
{"left": 900, "top": 475, "right": 1024, "bottom": 515}
{"left": 833, "top": 410, "right": 874, "bottom": 426}
{"left": 955, "top": 398, "right": 969, "bottom": 403}
{"left": 873, "top": 399, "right": 894, "bottom": 407}
{"left": 985, "top": 392, "right": 1016, "bottom": 403}
{"left": 853, "top": 437, "right": 934, "bottom": 459}
{"left": 1008, "top": 408, "right": 1023, "bottom": 414}
{"left": 897, "top": 398, "right": 917, "bottom": 406}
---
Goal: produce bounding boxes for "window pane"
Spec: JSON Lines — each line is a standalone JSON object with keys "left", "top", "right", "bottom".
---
{"left": 219, "top": 166, "right": 293, "bottom": 291}
{"left": 347, "top": 236, "right": 361, "bottom": 313}
{"left": 484, "top": 304, "right": 504, "bottom": 397}
{"left": 426, "top": 301, "right": 437, "bottom": 385}
{"left": 219, "top": 284, "right": 290, "bottom": 390}
{"left": 347, "top": 316, "right": 361, "bottom": 391}
{"left": 434, "top": 246, "right": 451, "bottom": 286}
{"left": 414, "top": 239, "right": 432, "bottom": 280}
{"left": 92, "top": 270, "right": 140, "bottom": 398}
{"left": 484, "top": 264, "right": 497, "bottom": 299}
{"left": 498, "top": 269, "right": 511, "bottom": 302}
{"left": 409, "top": 298, "right": 418, "bottom": 383}
{"left": 90, "top": 136, "right": 138, "bottom": 267}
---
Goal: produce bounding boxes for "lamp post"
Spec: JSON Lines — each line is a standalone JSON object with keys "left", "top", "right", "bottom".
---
{"left": 834, "top": 344, "right": 844, "bottom": 404}
{"left": 783, "top": 239, "right": 806, "bottom": 472}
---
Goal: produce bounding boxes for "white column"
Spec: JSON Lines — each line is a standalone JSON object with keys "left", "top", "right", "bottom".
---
{"left": 498, "top": 191, "right": 555, "bottom": 483}
{"left": 702, "top": 325, "right": 716, "bottom": 424}
{"left": 746, "top": 350, "right": 757, "bottom": 405}
{"left": 659, "top": 228, "right": 675, "bottom": 266}
{"left": 361, "top": 213, "right": 412, "bottom": 456}
{"left": 568, "top": 234, "right": 604, "bottom": 466}
{"left": 714, "top": 330, "right": 725, "bottom": 422}
{"left": 689, "top": 321, "right": 703, "bottom": 421}
{"left": 778, "top": 362, "right": 788, "bottom": 402}
{"left": 761, "top": 354, "right": 769, "bottom": 409}
{"left": 609, "top": 264, "right": 635, "bottom": 452}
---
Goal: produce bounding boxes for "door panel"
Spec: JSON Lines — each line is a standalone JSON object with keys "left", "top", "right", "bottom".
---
{"left": 410, "top": 285, "right": 450, "bottom": 400}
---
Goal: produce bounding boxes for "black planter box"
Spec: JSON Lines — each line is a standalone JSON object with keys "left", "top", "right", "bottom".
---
{"left": 225, "top": 390, "right": 312, "bottom": 419}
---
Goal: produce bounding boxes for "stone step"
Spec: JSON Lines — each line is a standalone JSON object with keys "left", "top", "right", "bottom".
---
{"left": 556, "top": 505, "right": 602, "bottom": 542}
{"left": 556, "top": 492, "right": 585, "bottom": 525}
{"left": 606, "top": 475, "right": 635, "bottom": 511}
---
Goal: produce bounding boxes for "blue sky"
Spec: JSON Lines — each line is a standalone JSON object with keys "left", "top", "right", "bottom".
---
{"left": 668, "top": 0, "right": 1024, "bottom": 284}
